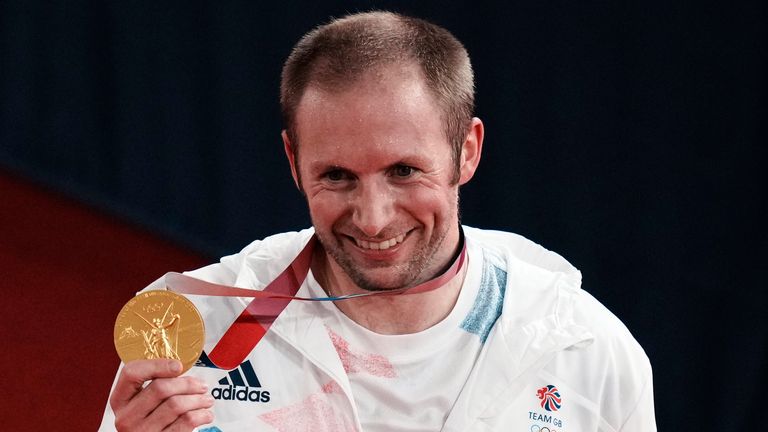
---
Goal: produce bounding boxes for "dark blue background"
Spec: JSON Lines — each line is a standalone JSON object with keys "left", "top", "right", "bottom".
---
{"left": 1, "top": 1, "right": 765, "bottom": 429}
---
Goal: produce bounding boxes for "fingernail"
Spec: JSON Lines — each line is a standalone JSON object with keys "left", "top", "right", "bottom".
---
{"left": 170, "top": 361, "right": 182, "bottom": 373}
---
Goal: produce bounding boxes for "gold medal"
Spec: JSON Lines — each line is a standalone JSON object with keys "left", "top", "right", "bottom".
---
{"left": 114, "top": 290, "right": 205, "bottom": 374}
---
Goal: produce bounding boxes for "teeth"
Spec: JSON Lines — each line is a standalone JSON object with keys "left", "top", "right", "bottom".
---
{"left": 355, "top": 234, "right": 406, "bottom": 250}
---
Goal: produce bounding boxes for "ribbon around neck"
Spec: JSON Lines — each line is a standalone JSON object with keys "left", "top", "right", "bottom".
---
{"left": 164, "top": 232, "right": 467, "bottom": 370}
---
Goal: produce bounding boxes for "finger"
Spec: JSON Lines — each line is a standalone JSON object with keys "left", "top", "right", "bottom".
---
{"left": 149, "top": 395, "right": 215, "bottom": 432}
{"left": 124, "top": 375, "right": 209, "bottom": 422}
{"left": 163, "top": 408, "right": 215, "bottom": 432}
{"left": 113, "top": 376, "right": 209, "bottom": 432}
{"left": 111, "top": 359, "right": 183, "bottom": 405}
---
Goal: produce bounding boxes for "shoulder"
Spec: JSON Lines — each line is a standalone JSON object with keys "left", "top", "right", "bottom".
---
{"left": 235, "top": 228, "right": 315, "bottom": 260}
{"left": 465, "top": 226, "right": 645, "bottom": 357}
{"left": 184, "top": 228, "right": 315, "bottom": 287}
{"left": 463, "top": 226, "right": 578, "bottom": 275}
{"left": 464, "top": 225, "right": 584, "bottom": 329}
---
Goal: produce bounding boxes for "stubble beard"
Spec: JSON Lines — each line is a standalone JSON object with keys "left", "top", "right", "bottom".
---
{"left": 315, "top": 223, "right": 452, "bottom": 292}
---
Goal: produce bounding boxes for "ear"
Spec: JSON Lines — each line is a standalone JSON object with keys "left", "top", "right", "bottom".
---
{"left": 282, "top": 130, "right": 301, "bottom": 190}
{"left": 457, "top": 117, "right": 484, "bottom": 185}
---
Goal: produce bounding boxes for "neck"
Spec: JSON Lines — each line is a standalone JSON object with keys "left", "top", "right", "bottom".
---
{"left": 311, "top": 237, "right": 468, "bottom": 335}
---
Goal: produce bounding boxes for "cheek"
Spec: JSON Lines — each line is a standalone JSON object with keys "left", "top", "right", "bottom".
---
{"left": 402, "top": 187, "right": 457, "bottom": 220}
{"left": 307, "top": 193, "right": 347, "bottom": 225}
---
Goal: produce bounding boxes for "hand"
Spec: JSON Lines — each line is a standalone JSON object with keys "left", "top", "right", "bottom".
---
{"left": 110, "top": 359, "right": 214, "bottom": 432}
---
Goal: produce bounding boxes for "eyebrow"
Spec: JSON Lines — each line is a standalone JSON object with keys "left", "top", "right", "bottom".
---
{"left": 306, "top": 153, "right": 431, "bottom": 176}
{"left": 305, "top": 163, "right": 359, "bottom": 181}
{"left": 308, "top": 163, "right": 349, "bottom": 174}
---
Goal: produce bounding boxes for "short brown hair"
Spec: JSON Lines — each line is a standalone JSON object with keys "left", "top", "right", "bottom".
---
{"left": 280, "top": 11, "right": 475, "bottom": 183}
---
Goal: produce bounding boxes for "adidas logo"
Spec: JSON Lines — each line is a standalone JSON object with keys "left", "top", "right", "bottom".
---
{"left": 210, "top": 360, "right": 271, "bottom": 403}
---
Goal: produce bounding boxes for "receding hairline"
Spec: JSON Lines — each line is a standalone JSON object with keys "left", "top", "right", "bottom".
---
{"left": 303, "top": 57, "right": 428, "bottom": 95}
{"left": 292, "top": 61, "right": 444, "bottom": 138}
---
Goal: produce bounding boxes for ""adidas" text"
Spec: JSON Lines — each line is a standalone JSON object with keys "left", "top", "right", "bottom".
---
{"left": 211, "top": 386, "right": 271, "bottom": 403}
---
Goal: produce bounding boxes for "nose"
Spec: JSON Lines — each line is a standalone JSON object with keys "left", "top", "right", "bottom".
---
{"left": 351, "top": 178, "right": 395, "bottom": 238}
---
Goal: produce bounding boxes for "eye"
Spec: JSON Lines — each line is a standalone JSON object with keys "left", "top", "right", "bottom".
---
{"left": 323, "top": 169, "right": 350, "bottom": 182}
{"left": 392, "top": 165, "right": 415, "bottom": 178}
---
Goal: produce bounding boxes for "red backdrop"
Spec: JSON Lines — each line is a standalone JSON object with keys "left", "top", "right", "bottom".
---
{"left": 0, "top": 171, "right": 208, "bottom": 430}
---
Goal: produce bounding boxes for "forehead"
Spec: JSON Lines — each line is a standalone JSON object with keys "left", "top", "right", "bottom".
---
{"left": 294, "top": 64, "right": 445, "bottom": 148}
{"left": 295, "top": 88, "right": 447, "bottom": 173}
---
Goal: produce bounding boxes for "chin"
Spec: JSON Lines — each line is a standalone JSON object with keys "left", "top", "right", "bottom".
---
{"left": 343, "top": 262, "right": 417, "bottom": 292}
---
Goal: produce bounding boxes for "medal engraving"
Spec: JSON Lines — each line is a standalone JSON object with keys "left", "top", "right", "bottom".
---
{"left": 114, "top": 290, "right": 204, "bottom": 374}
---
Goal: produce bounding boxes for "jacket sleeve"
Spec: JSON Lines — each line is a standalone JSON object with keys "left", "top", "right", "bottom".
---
{"left": 569, "top": 289, "right": 658, "bottom": 432}
{"left": 619, "top": 372, "right": 657, "bottom": 432}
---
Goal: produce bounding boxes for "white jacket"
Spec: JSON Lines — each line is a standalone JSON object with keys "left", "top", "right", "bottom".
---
{"left": 100, "top": 226, "right": 656, "bottom": 431}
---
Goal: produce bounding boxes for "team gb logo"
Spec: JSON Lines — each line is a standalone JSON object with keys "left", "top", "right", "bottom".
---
{"left": 536, "top": 385, "right": 562, "bottom": 412}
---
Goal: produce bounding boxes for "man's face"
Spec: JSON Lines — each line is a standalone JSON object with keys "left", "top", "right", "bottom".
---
{"left": 285, "top": 65, "right": 479, "bottom": 291}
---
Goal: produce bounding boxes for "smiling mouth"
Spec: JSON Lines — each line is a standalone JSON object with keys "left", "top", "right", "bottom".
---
{"left": 353, "top": 233, "right": 406, "bottom": 251}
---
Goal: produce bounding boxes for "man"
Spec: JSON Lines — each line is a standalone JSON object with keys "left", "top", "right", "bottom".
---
{"left": 100, "top": 11, "right": 656, "bottom": 431}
